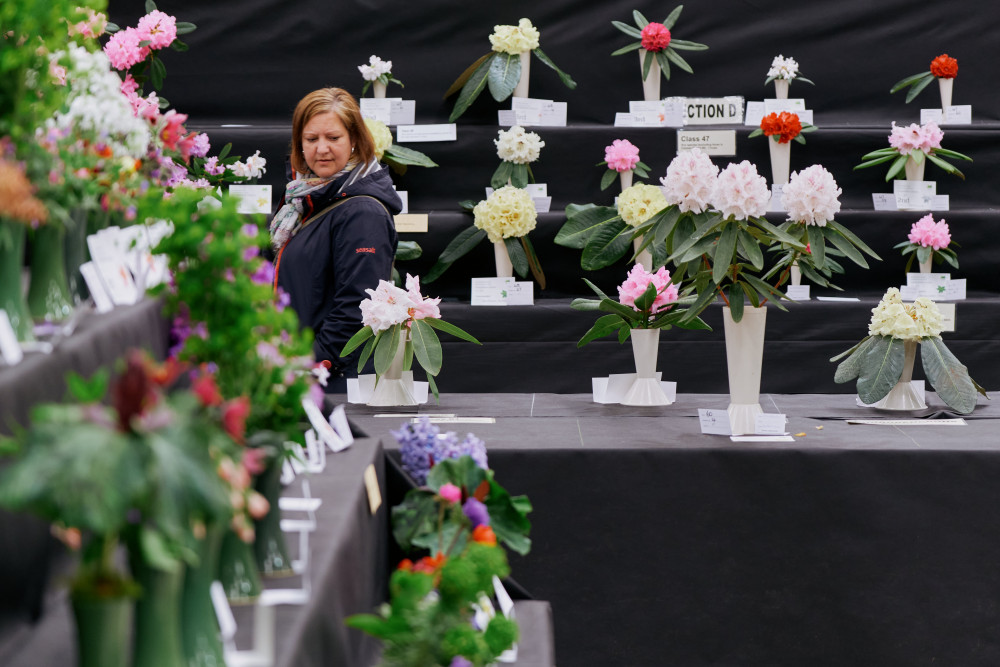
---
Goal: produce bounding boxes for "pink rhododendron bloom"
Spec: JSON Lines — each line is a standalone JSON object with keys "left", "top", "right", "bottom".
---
{"left": 618, "top": 264, "right": 679, "bottom": 314}
{"left": 782, "top": 164, "right": 842, "bottom": 227}
{"left": 640, "top": 22, "right": 671, "bottom": 52}
{"left": 404, "top": 274, "right": 441, "bottom": 321}
{"left": 49, "top": 61, "right": 67, "bottom": 85}
{"left": 908, "top": 214, "right": 951, "bottom": 250}
{"left": 204, "top": 155, "right": 225, "bottom": 175}
{"left": 120, "top": 74, "right": 138, "bottom": 97}
{"left": 438, "top": 483, "right": 462, "bottom": 504}
{"left": 190, "top": 133, "right": 211, "bottom": 158}
{"left": 605, "top": 139, "right": 641, "bottom": 172}
{"left": 661, "top": 148, "right": 719, "bottom": 214}
{"left": 711, "top": 161, "right": 770, "bottom": 220}
{"left": 104, "top": 27, "right": 149, "bottom": 70}
{"left": 159, "top": 110, "right": 188, "bottom": 151}
{"left": 136, "top": 10, "right": 178, "bottom": 50}
{"left": 888, "top": 122, "right": 944, "bottom": 155}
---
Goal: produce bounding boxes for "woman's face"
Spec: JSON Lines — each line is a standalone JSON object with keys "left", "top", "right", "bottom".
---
{"left": 301, "top": 111, "right": 352, "bottom": 178}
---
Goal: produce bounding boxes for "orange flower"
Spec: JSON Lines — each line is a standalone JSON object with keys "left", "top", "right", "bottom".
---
{"left": 930, "top": 54, "right": 958, "bottom": 79}
{"left": 413, "top": 553, "right": 447, "bottom": 574}
{"left": 472, "top": 525, "right": 497, "bottom": 547}
{"left": 760, "top": 111, "right": 802, "bottom": 144}
{"left": 397, "top": 558, "right": 414, "bottom": 571}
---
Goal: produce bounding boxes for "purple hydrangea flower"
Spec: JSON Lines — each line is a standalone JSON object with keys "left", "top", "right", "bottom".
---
{"left": 393, "top": 416, "right": 440, "bottom": 485}
{"left": 450, "top": 658, "right": 473, "bottom": 667}
{"left": 462, "top": 497, "right": 490, "bottom": 527}
{"left": 432, "top": 432, "right": 488, "bottom": 471}
{"left": 251, "top": 260, "right": 275, "bottom": 286}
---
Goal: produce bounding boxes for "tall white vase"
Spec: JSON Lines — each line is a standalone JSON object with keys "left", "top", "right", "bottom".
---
{"left": 373, "top": 81, "right": 386, "bottom": 99}
{"left": 768, "top": 139, "right": 791, "bottom": 186}
{"left": 938, "top": 78, "right": 953, "bottom": 111}
{"left": 619, "top": 169, "right": 634, "bottom": 192}
{"left": 904, "top": 155, "right": 925, "bottom": 181}
{"left": 514, "top": 51, "right": 530, "bottom": 98}
{"left": 871, "top": 339, "right": 926, "bottom": 410}
{"left": 632, "top": 237, "right": 653, "bottom": 272}
{"left": 621, "top": 328, "right": 672, "bottom": 406}
{"left": 494, "top": 241, "right": 513, "bottom": 278}
{"left": 919, "top": 256, "right": 933, "bottom": 273}
{"left": 367, "top": 334, "right": 417, "bottom": 406}
{"left": 723, "top": 305, "right": 767, "bottom": 435}
{"left": 773, "top": 79, "right": 789, "bottom": 99}
{"left": 790, "top": 261, "right": 802, "bottom": 286}
{"left": 639, "top": 49, "right": 661, "bottom": 101}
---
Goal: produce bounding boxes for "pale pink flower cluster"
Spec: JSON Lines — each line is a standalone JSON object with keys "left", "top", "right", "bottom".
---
{"left": 710, "top": 161, "right": 770, "bottom": 220}
{"left": 136, "top": 10, "right": 178, "bottom": 49}
{"left": 660, "top": 148, "right": 719, "bottom": 214}
{"left": 405, "top": 274, "right": 441, "bottom": 321}
{"left": 67, "top": 8, "right": 108, "bottom": 39}
{"left": 908, "top": 214, "right": 951, "bottom": 250}
{"left": 604, "top": 139, "right": 640, "bottom": 172}
{"left": 617, "top": 264, "right": 679, "bottom": 315}
{"left": 782, "top": 165, "right": 842, "bottom": 227}
{"left": 103, "top": 10, "right": 177, "bottom": 70}
{"left": 888, "top": 122, "right": 944, "bottom": 155}
{"left": 359, "top": 275, "right": 441, "bottom": 332}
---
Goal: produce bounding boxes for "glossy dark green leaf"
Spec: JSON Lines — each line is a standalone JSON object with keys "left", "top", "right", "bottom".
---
{"left": 504, "top": 235, "right": 529, "bottom": 278}
{"left": 581, "top": 218, "right": 632, "bottom": 270}
{"left": 556, "top": 204, "right": 620, "bottom": 249}
{"left": 532, "top": 47, "right": 576, "bottom": 89}
{"left": 449, "top": 54, "right": 495, "bottom": 122}
{"left": 410, "top": 318, "right": 442, "bottom": 376}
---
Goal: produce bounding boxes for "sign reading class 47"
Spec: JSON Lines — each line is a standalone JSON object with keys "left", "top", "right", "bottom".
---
{"left": 671, "top": 96, "right": 745, "bottom": 125}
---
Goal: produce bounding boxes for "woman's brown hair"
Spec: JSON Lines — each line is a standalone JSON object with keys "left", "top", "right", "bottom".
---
{"left": 289, "top": 87, "right": 375, "bottom": 175}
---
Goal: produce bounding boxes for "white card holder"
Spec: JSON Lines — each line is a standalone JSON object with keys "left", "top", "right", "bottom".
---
{"left": 214, "top": 577, "right": 309, "bottom": 667}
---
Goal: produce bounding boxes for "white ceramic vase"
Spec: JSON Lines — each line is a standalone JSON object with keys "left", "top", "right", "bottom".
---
{"left": 904, "top": 155, "right": 925, "bottom": 182}
{"left": 639, "top": 49, "right": 660, "bottom": 101}
{"left": 494, "top": 240, "right": 513, "bottom": 278}
{"left": 367, "top": 334, "right": 417, "bottom": 406}
{"left": 919, "top": 256, "right": 933, "bottom": 273}
{"left": 790, "top": 261, "right": 802, "bottom": 286}
{"left": 723, "top": 305, "right": 767, "bottom": 435}
{"left": 632, "top": 236, "right": 653, "bottom": 272}
{"left": 768, "top": 139, "right": 791, "bottom": 186}
{"left": 871, "top": 339, "right": 926, "bottom": 410}
{"left": 773, "top": 79, "right": 789, "bottom": 99}
{"left": 939, "top": 77, "right": 953, "bottom": 111}
{"left": 373, "top": 81, "right": 386, "bottom": 99}
{"left": 619, "top": 169, "right": 634, "bottom": 192}
{"left": 621, "top": 328, "right": 672, "bottom": 406}
{"left": 514, "top": 51, "right": 530, "bottom": 98}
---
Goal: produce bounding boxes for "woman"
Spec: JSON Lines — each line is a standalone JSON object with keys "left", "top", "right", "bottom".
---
{"left": 271, "top": 87, "right": 401, "bottom": 391}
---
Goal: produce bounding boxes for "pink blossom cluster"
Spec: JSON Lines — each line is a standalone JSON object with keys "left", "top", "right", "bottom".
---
{"left": 640, "top": 22, "right": 671, "bottom": 52}
{"left": 360, "top": 275, "right": 441, "bottom": 332}
{"left": 710, "top": 161, "right": 770, "bottom": 221}
{"left": 617, "top": 264, "right": 679, "bottom": 315}
{"left": 781, "top": 164, "right": 842, "bottom": 227}
{"left": 908, "top": 214, "right": 951, "bottom": 249}
{"left": 888, "top": 122, "right": 944, "bottom": 155}
{"left": 103, "top": 10, "right": 177, "bottom": 71}
{"left": 67, "top": 8, "right": 108, "bottom": 39}
{"left": 604, "top": 139, "right": 640, "bottom": 172}
{"left": 660, "top": 148, "right": 719, "bottom": 214}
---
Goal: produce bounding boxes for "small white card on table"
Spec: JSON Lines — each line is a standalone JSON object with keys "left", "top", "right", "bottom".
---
{"left": 0, "top": 310, "right": 23, "bottom": 366}
{"left": 229, "top": 185, "right": 272, "bottom": 214}
{"left": 394, "top": 214, "right": 428, "bottom": 233}
{"left": 396, "top": 124, "right": 457, "bottom": 142}
{"left": 786, "top": 284, "right": 810, "bottom": 301}
{"left": 893, "top": 180, "right": 936, "bottom": 210}
{"left": 677, "top": 130, "right": 736, "bottom": 156}
{"left": 754, "top": 413, "right": 788, "bottom": 435}
{"left": 698, "top": 408, "right": 732, "bottom": 435}
{"left": 921, "top": 105, "right": 972, "bottom": 125}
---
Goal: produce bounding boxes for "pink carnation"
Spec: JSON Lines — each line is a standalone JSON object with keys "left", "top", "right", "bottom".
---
{"left": 618, "top": 264, "right": 679, "bottom": 314}
{"left": 136, "top": 10, "right": 178, "bottom": 50}
{"left": 103, "top": 27, "right": 149, "bottom": 70}
{"left": 908, "top": 214, "right": 951, "bottom": 250}
{"left": 605, "top": 139, "right": 640, "bottom": 172}
{"left": 640, "top": 22, "right": 671, "bottom": 52}
{"left": 888, "top": 122, "right": 944, "bottom": 155}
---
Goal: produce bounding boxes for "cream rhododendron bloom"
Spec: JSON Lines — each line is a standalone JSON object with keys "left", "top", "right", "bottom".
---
{"left": 617, "top": 183, "right": 668, "bottom": 227}
{"left": 495, "top": 125, "right": 544, "bottom": 164}
{"left": 473, "top": 185, "right": 537, "bottom": 243}
{"left": 489, "top": 18, "right": 540, "bottom": 54}
{"left": 911, "top": 298, "right": 943, "bottom": 338}
{"left": 867, "top": 289, "right": 942, "bottom": 339}
{"left": 364, "top": 118, "right": 393, "bottom": 160}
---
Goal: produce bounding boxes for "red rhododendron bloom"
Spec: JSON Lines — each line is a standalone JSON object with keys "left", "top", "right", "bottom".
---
{"left": 760, "top": 111, "right": 802, "bottom": 144}
{"left": 640, "top": 22, "right": 671, "bottom": 52}
{"left": 222, "top": 396, "right": 251, "bottom": 444}
{"left": 192, "top": 374, "right": 223, "bottom": 407}
{"left": 472, "top": 525, "right": 497, "bottom": 547}
{"left": 929, "top": 54, "right": 958, "bottom": 79}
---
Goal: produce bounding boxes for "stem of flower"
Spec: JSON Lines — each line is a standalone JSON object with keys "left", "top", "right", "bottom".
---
{"left": 437, "top": 501, "right": 445, "bottom": 555}
{"left": 444, "top": 524, "right": 468, "bottom": 558}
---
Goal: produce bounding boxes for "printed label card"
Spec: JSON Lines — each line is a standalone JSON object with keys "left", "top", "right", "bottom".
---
{"left": 677, "top": 130, "right": 736, "bottom": 156}
{"left": 681, "top": 96, "right": 745, "bottom": 125}
{"left": 921, "top": 105, "right": 972, "bottom": 125}
{"left": 786, "top": 284, "right": 810, "bottom": 301}
{"left": 229, "top": 185, "right": 272, "bottom": 215}
{"left": 359, "top": 98, "right": 392, "bottom": 123}
{"left": 470, "top": 277, "right": 515, "bottom": 306}
{"left": 893, "top": 180, "right": 936, "bottom": 210}
{"left": 396, "top": 124, "right": 457, "bottom": 142}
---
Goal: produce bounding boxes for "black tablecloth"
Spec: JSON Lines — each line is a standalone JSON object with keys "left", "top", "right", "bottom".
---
{"left": 349, "top": 392, "right": 1000, "bottom": 667}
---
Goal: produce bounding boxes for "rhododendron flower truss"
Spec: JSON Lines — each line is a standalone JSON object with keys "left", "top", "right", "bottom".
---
{"left": 891, "top": 53, "right": 959, "bottom": 103}
{"left": 855, "top": 122, "right": 972, "bottom": 181}
{"left": 598, "top": 139, "right": 651, "bottom": 190}
{"left": 611, "top": 7, "right": 709, "bottom": 83}
{"left": 893, "top": 213, "right": 959, "bottom": 273}
{"left": 103, "top": 1, "right": 197, "bottom": 93}
{"left": 748, "top": 111, "right": 817, "bottom": 145}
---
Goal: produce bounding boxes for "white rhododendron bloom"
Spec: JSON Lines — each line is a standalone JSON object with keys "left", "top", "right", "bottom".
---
{"left": 710, "top": 161, "right": 770, "bottom": 220}
{"left": 782, "top": 164, "right": 842, "bottom": 227}
{"left": 494, "top": 125, "right": 544, "bottom": 164}
{"left": 360, "top": 280, "right": 415, "bottom": 332}
{"left": 365, "top": 118, "right": 393, "bottom": 160}
{"left": 660, "top": 148, "right": 719, "bottom": 214}
{"left": 473, "top": 185, "right": 537, "bottom": 243}
{"left": 617, "top": 183, "right": 668, "bottom": 227}
{"left": 768, "top": 55, "right": 799, "bottom": 80}
{"left": 358, "top": 55, "right": 392, "bottom": 81}
{"left": 489, "top": 18, "right": 540, "bottom": 54}
{"left": 243, "top": 150, "right": 267, "bottom": 178}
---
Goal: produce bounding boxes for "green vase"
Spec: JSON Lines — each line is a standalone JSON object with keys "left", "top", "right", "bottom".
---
{"left": 64, "top": 207, "right": 90, "bottom": 304}
{"left": 253, "top": 461, "right": 294, "bottom": 577}
{"left": 131, "top": 558, "right": 186, "bottom": 667}
{"left": 218, "top": 528, "right": 262, "bottom": 605}
{"left": 71, "top": 593, "right": 132, "bottom": 667}
{"left": 27, "top": 223, "right": 73, "bottom": 322}
{"left": 0, "top": 219, "right": 34, "bottom": 341}
{"left": 181, "top": 525, "right": 226, "bottom": 667}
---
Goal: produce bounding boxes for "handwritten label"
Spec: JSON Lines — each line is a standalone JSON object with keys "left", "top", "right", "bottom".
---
{"left": 504, "top": 281, "right": 534, "bottom": 306}
{"left": 394, "top": 213, "right": 428, "bottom": 233}
{"left": 893, "top": 180, "right": 936, "bottom": 210}
{"left": 920, "top": 105, "right": 972, "bottom": 125}
{"left": 677, "top": 130, "right": 736, "bottom": 156}
{"left": 359, "top": 98, "right": 392, "bottom": 124}
{"left": 872, "top": 193, "right": 897, "bottom": 211}
{"left": 229, "top": 184, "right": 272, "bottom": 214}
{"left": 363, "top": 463, "right": 382, "bottom": 514}
{"left": 395, "top": 124, "right": 457, "bottom": 142}
{"left": 768, "top": 184, "right": 786, "bottom": 212}
{"left": 511, "top": 97, "right": 567, "bottom": 127}
{"left": 698, "top": 408, "right": 732, "bottom": 435}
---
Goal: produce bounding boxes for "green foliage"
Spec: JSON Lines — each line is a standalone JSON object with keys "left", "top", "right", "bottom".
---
{"left": 889, "top": 71, "right": 935, "bottom": 103}
{"left": 763, "top": 220, "right": 880, "bottom": 291}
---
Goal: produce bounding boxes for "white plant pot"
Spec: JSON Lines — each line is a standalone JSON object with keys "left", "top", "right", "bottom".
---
{"left": 621, "top": 328, "right": 672, "bottom": 406}
{"left": 514, "top": 51, "right": 530, "bottom": 98}
{"left": 632, "top": 236, "right": 653, "bottom": 272}
{"left": 723, "top": 305, "right": 767, "bottom": 435}
{"left": 639, "top": 49, "right": 661, "bottom": 102}
{"left": 919, "top": 256, "right": 933, "bottom": 273}
{"left": 373, "top": 81, "right": 386, "bottom": 99}
{"left": 871, "top": 339, "right": 926, "bottom": 410}
{"left": 768, "top": 139, "right": 791, "bottom": 186}
{"left": 619, "top": 169, "right": 633, "bottom": 192}
{"left": 938, "top": 77, "right": 953, "bottom": 111}
{"left": 790, "top": 261, "right": 802, "bottom": 286}
{"left": 773, "top": 79, "right": 789, "bottom": 99}
{"left": 367, "top": 334, "right": 417, "bottom": 406}
{"left": 904, "top": 155, "right": 925, "bottom": 182}
{"left": 494, "top": 240, "right": 513, "bottom": 278}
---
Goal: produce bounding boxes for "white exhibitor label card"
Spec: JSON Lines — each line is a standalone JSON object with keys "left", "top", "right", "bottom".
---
{"left": 936, "top": 302, "right": 956, "bottom": 332}
{"left": 614, "top": 112, "right": 640, "bottom": 127}
{"left": 302, "top": 397, "right": 348, "bottom": 452}
{"left": 744, "top": 101, "right": 765, "bottom": 126}
{"left": 786, "top": 284, "right": 810, "bottom": 301}
{"left": 763, "top": 98, "right": 807, "bottom": 113}
{"left": 677, "top": 130, "right": 736, "bottom": 156}
{"left": 395, "top": 124, "right": 456, "bottom": 142}
{"left": 920, "top": 105, "right": 972, "bottom": 125}
{"left": 94, "top": 259, "right": 139, "bottom": 305}
{"left": 928, "top": 194, "right": 950, "bottom": 211}
{"left": 698, "top": 408, "right": 732, "bottom": 435}
{"left": 872, "top": 193, "right": 897, "bottom": 211}
{"left": 538, "top": 101, "right": 568, "bottom": 127}
{"left": 79, "top": 262, "right": 114, "bottom": 313}
{"left": 505, "top": 281, "right": 534, "bottom": 305}
{"left": 394, "top": 214, "right": 428, "bottom": 233}
{"left": 471, "top": 277, "right": 515, "bottom": 306}
{"left": 662, "top": 98, "right": 686, "bottom": 126}
{"left": 389, "top": 99, "right": 416, "bottom": 126}
{"left": 396, "top": 190, "right": 409, "bottom": 214}
{"left": 754, "top": 413, "right": 788, "bottom": 435}
{"left": 0, "top": 310, "right": 23, "bottom": 366}
{"left": 893, "top": 180, "right": 935, "bottom": 210}
{"left": 628, "top": 100, "right": 667, "bottom": 126}
{"left": 229, "top": 185, "right": 272, "bottom": 214}
{"left": 682, "top": 97, "right": 744, "bottom": 125}
{"left": 768, "top": 184, "right": 786, "bottom": 212}
{"left": 359, "top": 98, "right": 392, "bottom": 123}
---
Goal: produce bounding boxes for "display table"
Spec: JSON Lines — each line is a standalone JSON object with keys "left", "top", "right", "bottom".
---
{"left": 349, "top": 392, "right": 1000, "bottom": 667}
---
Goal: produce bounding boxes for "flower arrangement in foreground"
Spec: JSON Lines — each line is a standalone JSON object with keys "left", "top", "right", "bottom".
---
{"left": 428, "top": 186, "right": 544, "bottom": 285}
{"left": 749, "top": 111, "right": 817, "bottom": 145}
{"left": 340, "top": 275, "right": 481, "bottom": 399}
{"left": 491, "top": 125, "right": 544, "bottom": 188}
{"left": 891, "top": 53, "right": 958, "bottom": 103}
{"left": 445, "top": 18, "right": 575, "bottom": 122}
{"left": 831, "top": 288, "right": 987, "bottom": 413}
{"left": 347, "top": 421, "right": 531, "bottom": 667}
{"left": 765, "top": 55, "right": 813, "bottom": 87}
{"left": 894, "top": 214, "right": 958, "bottom": 273}
{"left": 364, "top": 118, "right": 438, "bottom": 175}
{"left": 599, "top": 139, "right": 651, "bottom": 190}
{"left": 611, "top": 6, "right": 708, "bottom": 83}
{"left": 766, "top": 165, "right": 880, "bottom": 289}
{"left": 571, "top": 264, "right": 710, "bottom": 346}
{"left": 855, "top": 122, "right": 972, "bottom": 181}
{"left": 358, "top": 55, "right": 403, "bottom": 96}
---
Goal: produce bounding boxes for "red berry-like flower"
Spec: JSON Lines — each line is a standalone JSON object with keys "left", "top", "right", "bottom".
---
{"left": 929, "top": 54, "right": 958, "bottom": 79}
{"left": 472, "top": 525, "right": 497, "bottom": 547}
{"left": 640, "top": 22, "right": 671, "bottom": 52}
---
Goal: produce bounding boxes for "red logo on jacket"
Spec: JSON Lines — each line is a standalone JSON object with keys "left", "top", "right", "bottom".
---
{"left": 355, "top": 247, "right": 376, "bottom": 254}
